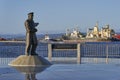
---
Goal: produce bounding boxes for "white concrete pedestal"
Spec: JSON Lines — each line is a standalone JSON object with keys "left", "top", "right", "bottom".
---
{"left": 8, "top": 55, "right": 51, "bottom": 67}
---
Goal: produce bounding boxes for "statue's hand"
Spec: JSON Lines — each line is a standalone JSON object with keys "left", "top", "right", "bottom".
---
{"left": 34, "top": 23, "right": 39, "bottom": 27}
{"left": 30, "top": 28, "right": 37, "bottom": 33}
{"left": 34, "top": 28, "right": 37, "bottom": 32}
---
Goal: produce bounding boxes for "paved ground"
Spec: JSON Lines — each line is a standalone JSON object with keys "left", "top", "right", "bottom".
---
{"left": 0, "top": 64, "right": 120, "bottom": 80}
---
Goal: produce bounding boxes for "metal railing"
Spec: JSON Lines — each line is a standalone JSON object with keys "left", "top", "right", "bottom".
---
{"left": 0, "top": 41, "right": 120, "bottom": 65}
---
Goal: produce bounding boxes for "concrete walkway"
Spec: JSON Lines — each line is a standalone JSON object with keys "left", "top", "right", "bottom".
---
{"left": 0, "top": 64, "right": 120, "bottom": 80}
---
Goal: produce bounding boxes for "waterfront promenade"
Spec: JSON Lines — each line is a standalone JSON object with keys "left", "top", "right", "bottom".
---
{"left": 1, "top": 41, "right": 120, "bottom": 80}
{"left": 1, "top": 64, "right": 120, "bottom": 80}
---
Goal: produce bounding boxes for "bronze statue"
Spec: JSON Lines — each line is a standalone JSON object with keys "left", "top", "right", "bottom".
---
{"left": 24, "top": 12, "right": 39, "bottom": 55}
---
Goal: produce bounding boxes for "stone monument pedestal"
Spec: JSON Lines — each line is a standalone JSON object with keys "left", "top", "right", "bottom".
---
{"left": 8, "top": 55, "right": 51, "bottom": 67}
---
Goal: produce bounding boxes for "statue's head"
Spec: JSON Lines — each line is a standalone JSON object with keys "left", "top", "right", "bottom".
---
{"left": 28, "top": 12, "right": 34, "bottom": 20}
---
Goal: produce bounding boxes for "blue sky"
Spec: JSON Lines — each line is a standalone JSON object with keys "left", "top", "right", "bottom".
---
{"left": 0, "top": 0, "right": 120, "bottom": 34}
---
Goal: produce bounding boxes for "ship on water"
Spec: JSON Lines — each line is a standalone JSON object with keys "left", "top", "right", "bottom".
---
{"left": 61, "top": 22, "right": 120, "bottom": 42}
{"left": 0, "top": 22, "right": 120, "bottom": 42}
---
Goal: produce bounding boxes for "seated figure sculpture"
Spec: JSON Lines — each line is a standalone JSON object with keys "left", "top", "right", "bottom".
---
{"left": 24, "top": 12, "right": 39, "bottom": 55}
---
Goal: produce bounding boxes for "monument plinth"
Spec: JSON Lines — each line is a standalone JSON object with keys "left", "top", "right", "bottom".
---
{"left": 9, "top": 55, "right": 51, "bottom": 67}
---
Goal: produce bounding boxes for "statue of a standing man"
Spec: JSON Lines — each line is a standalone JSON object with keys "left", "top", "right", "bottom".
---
{"left": 24, "top": 12, "right": 39, "bottom": 55}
